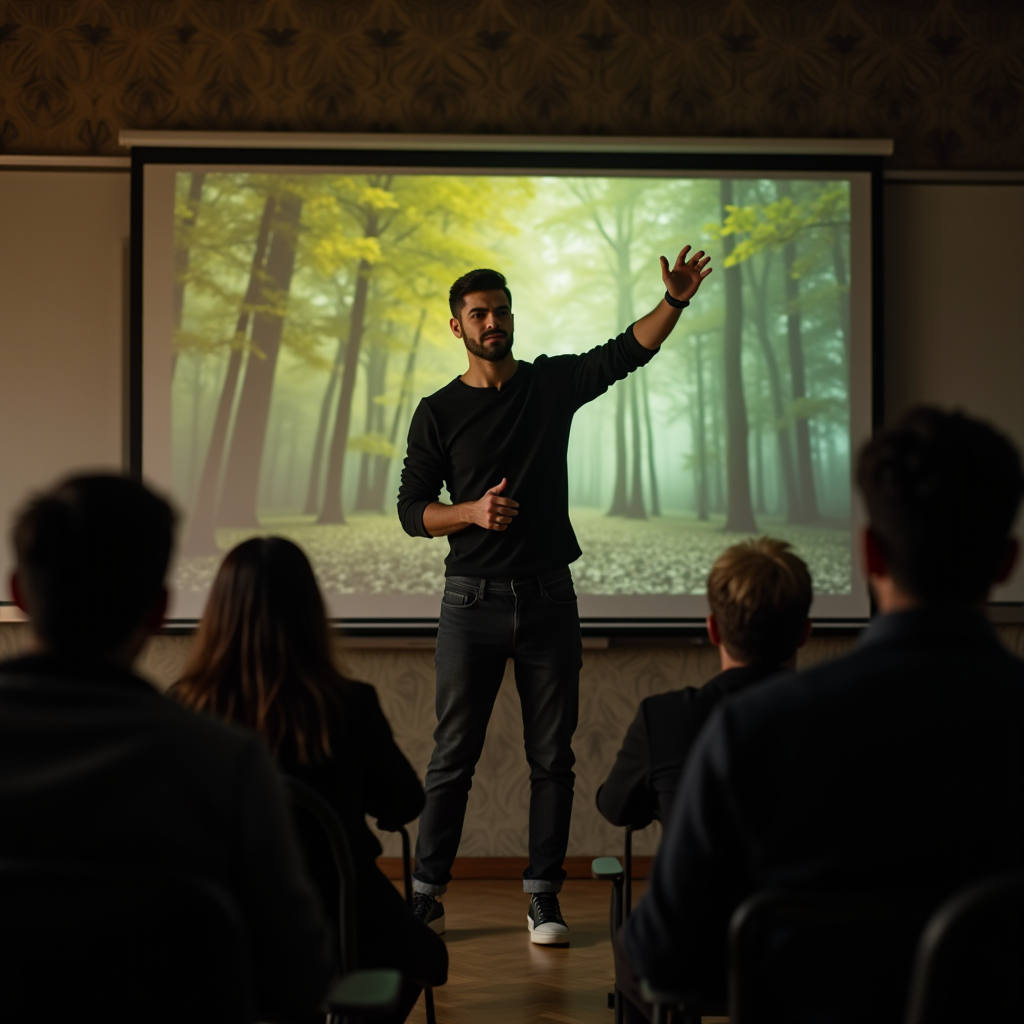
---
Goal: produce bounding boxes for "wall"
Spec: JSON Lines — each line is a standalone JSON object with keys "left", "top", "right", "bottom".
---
{"left": 1, "top": 0, "right": 1022, "bottom": 170}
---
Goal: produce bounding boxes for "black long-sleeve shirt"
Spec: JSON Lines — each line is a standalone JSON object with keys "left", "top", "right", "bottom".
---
{"left": 397, "top": 325, "right": 655, "bottom": 578}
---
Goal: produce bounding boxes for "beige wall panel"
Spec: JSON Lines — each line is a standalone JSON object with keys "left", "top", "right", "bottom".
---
{"left": 884, "top": 183, "right": 1024, "bottom": 600}
{"left": 0, "top": 170, "right": 129, "bottom": 586}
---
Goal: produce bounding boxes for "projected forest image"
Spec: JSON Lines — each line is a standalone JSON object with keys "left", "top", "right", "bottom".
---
{"left": 170, "top": 170, "right": 853, "bottom": 604}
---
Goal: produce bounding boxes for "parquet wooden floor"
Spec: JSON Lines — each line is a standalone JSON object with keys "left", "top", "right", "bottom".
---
{"left": 399, "top": 879, "right": 728, "bottom": 1024}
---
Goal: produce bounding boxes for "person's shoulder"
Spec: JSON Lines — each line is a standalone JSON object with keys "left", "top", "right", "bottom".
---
{"left": 636, "top": 686, "right": 705, "bottom": 733}
{"left": 420, "top": 381, "right": 461, "bottom": 409}
{"left": 533, "top": 352, "right": 570, "bottom": 368}
{"left": 338, "top": 677, "right": 380, "bottom": 710}
{"left": 707, "top": 665, "right": 816, "bottom": 740}
{"left": 640, "top": 686, "right": 704, "bottom": 716}
{"left": 158, "top": 692, "right": 268, "bottom": 757}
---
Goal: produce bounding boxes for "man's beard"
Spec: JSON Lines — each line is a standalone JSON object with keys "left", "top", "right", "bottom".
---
{"left": 463, "top": 328, "right": 513, "bottom": 362}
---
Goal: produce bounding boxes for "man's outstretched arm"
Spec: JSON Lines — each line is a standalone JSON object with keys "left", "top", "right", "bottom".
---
{"left": 632, "top": 245, "right": 713, "bottom": 351}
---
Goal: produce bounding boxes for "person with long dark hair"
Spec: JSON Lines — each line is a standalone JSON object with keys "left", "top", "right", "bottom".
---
{"left": 171, "top": 536, "right": 447, "bottom": 1024}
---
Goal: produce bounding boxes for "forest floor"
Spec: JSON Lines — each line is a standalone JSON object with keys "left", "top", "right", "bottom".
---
{"left": 174, "top": 508, "right": 851, "bottom": 597}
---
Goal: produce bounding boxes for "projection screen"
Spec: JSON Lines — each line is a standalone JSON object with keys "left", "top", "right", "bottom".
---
{"left": 131, "top": 134, "right": 882, "bottom": 629}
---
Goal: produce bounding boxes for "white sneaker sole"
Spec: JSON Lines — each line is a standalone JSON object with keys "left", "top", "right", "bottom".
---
{"left": 527, "top": 914, "right": 570, "bottom": 946}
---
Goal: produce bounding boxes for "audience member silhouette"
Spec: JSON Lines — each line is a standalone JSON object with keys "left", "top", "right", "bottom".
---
{"left": 621, "top": 408, "right": 1024, "bottom": 1023}
{"left": 597, "top": 537, "right": 811, "bottom": 832}
{"left": 171, "top": 536, "right": 447, "bottom": 1024}
{"left": 0, "top": 475, "right": 333, "bottom": 1021}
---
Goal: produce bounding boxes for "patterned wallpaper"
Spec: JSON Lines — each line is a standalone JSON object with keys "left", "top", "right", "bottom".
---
{"left": 3, "top": 622, "right": 1023, "bottom": 857}
{"left": 1, "top": 0, "right": 1022, "bottom": 168}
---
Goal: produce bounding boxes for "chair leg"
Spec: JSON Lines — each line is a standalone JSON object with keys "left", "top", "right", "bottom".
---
{"left": 424, "top": 984, "right": 436, "bottom": 1024}
{"left": 399, "top": 827, "right": 413, "bottom": 909}
{"left": 624, "top": 827, "right": 634, "bottom": 918}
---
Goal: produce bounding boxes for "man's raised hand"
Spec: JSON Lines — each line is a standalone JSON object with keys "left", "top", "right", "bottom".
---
{"left": 472, "top": 478, "right": 519, "bottom": 531}
{"left": 661, "top": 245, "right": 713, "bottom": 303}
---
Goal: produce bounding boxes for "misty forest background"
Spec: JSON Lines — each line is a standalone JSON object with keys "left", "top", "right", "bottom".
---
{"left": 170, "top": 170, "right": 853, "bottom": 600}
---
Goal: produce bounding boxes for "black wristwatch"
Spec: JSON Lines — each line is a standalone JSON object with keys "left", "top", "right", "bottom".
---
{"left": 664, "top": 291, "right": 690, "bottom": 309}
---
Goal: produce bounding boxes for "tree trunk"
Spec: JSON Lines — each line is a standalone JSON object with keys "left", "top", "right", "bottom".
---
{"left": 186, "top": 356, "right": 204, "bottom": 506}
{"left": 708, "top": 360, "right": 725, "bottom": 514}
{"left": 216, "top": 191, "right": 304, "bottom": 527}
{"left": 753, "top": 420, "right": 767, "bottom": 515}
{"left": 171, "top": 171, "right": 206, "bottom": 381}
{"left": 607, "top": 383, "right": 629, "bottom": 515}
{"left": 639, "top": 369, "right": 660, "bottom": 515}
{"left": 303, "top": 292, "right": 352, "bottom": 516}
{"left": 371, "top": 307, "right": 425, "bottom": 513}
{"left": 833, "top": 225, "right": 851, "bottom": 367}
{"left": 355, "top": 340, "right": 389, "bottom": 511}
{"left": 720, "top": 179, "right": 758, "bottom": 534}
{"left": 745, "top": 258, "right": 800, "bottom": 522}
{"left": 607, "top": 227, "right": 636, "bottom": 518}
{"left": 302, "top": 357, "right": 340, "bottom": 515}
{"left": 780, "top": 198, "right": 819, "bottom": 524}
{"left": 318, "top": 215, "right": 378, "bottom": 525}
{"left": 182, "top": 194, "right": 276, "bottom": 555}
{"left": 693, "top": 334, "right": 709, "bottom": 521}
{"left": 626, "top": 375, "right": 647, "bottom": 519}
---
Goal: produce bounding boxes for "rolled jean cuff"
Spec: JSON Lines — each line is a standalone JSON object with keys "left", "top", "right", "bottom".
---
{"left": 412, "top": 878, "right": 448, "bottom": 897}
{"left": 523, "top": 879, "right": 563, "bottom": 894}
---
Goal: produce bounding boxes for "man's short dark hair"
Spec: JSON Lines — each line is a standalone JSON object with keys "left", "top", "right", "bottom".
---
{"left": 449, "top": 269, "right": 511, "bottom": 319}
{"left": 706, "top": 537, "right": 813, "bottom": 665}
{"left": 12, "top": 474, "right": 177, "bottom": 654}
{"left": 857, "top": 407, "right": 1024, "bottom": 604}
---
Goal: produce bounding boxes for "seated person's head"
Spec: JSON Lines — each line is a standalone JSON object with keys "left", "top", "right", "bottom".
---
{"left": 10, "top": 474, "right": 176, "bottom": 662}
{"left": 173, "top": 536, "right": 340, "bottom": 763}
{"left": 706, "top": 537, "right": 813, "bottom": 669}
{"left": 857, "top": 407, "right": 1023, "bottom": 609}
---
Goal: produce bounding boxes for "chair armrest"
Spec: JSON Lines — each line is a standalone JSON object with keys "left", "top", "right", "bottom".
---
{"left": 325, "top": 969, "right": 402, "bottom": 1014}
{"left": 592, "top": 856, "right": 625, "bottom": 880}
{"left": 639, "top": 978, "right": 691, "bottom": 1007}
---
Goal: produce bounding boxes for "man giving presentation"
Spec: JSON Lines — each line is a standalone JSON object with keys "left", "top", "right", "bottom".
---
{"left": 397, "top": 245, "right": 712, "bottom": 945}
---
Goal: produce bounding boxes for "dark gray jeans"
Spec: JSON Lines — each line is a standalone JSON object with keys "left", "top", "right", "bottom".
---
{"left": 412, "top": 568, "right": 582, "bottom": 895}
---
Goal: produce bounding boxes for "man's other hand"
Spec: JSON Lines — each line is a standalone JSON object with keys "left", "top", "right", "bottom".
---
{"left": 471, "top": 478, "right": 519, "bottom": 531}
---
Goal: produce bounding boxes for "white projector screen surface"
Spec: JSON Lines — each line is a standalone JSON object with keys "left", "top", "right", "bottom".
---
{"left": 141, "top": 162, "right": 873, "bottom": 624}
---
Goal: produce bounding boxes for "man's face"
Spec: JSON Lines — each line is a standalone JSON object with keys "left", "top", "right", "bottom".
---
{"left": 451, "top": 289, "right": 514, "bottom": 362}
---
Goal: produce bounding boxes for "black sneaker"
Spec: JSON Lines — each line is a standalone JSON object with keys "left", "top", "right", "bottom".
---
{"left": 527, "top": 893, "right": 570, "bottom": 945}
{"left": 412, "top": 892, "right": 445, "bottom": 934}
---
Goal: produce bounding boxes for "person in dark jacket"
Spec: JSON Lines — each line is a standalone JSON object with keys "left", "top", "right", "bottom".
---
{"left": 621, "top": 407, "right": 1024, "bottom": 1023}
{"left": 597, "top": 537, "right": 812, "bottom": 833}
{"left": 0, "top": 476, "right": 333, "bottom": 1022}
{"left": 170, "top": 536, "right": 447, "bottom": 1024}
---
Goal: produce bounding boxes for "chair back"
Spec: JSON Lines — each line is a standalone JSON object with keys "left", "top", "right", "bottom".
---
{"left": 729, "top": 889, "right": 930, "bottom": 1024}
{"left": 905, "top": 871, "right": 1024, "bottom": 1024}
{"left": 0, "top": 860, "right": 255, "bottom": 1024}
{"left": 282, "top": 776, "right": 360, "bottom": 975}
